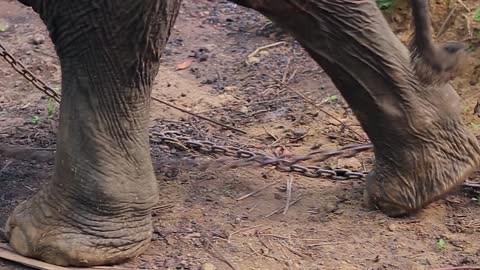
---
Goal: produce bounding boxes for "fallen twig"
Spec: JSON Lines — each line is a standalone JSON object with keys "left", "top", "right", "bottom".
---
{"left": 264, "top": 74, "right": 367, "bottom": 142}
{"left": 205, "top": 243, "right": 238, "bottom": 270}
{"left": 151, "top": 97, "right": 246, "bottom": 134}
{"left": 279, "top": 240, "right": 307, "bottom": 258}
{"left": 246, "top": 42, "right": 286, "bottom": 63}
{"left": 263, "top": 126, "right": 278, "bottom": 141}
{"left": 437, "top": 6, "right": 457, "bottom": 38}
{"left": 228, "top": 224, "right": 264, "bottom": 243}
{"left": 0, "top": 160, "right": 12, "bottom": 173}
{"left": 281, "top": 57, "right": 291, "bottom": 83}
{"left": 264, "top": 194, "right": 302, "bottom": 218}
{"left": 456, "top": 0, "right": 471, "bottom": 12}
{"left": 283, "top": 176, "right": 294, "bottom": 215}
{"left": 236, "top": 180, "right": 281, "bottom": 201}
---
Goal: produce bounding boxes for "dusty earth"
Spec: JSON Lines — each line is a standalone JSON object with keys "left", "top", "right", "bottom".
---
{"left": 1, "top": 0, "right": 480, "bottom": 269}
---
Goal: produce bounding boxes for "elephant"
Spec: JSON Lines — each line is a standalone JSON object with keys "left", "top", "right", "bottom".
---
{"left": 3, "top": 0, "right": 479, "bottom": 267}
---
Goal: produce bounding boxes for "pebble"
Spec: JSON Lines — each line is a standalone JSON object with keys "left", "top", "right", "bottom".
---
{"left": 323, "top": 202, "right": 338, "bottom": 213}
{"left": 199, "top": 262, "right": 216, "bottom": 270}
{"left": 31, "top": 34, "right": 46, "bottom": 45}
{"left": 239, "top": 106, "right": 249, "bottom": 114}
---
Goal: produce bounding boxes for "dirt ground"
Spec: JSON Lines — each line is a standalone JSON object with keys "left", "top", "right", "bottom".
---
{"left": 0, "top": 0, "right": 479, "bottom": 269}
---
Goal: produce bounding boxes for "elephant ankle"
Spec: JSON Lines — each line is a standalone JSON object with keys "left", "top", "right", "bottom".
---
{"left": 5, "top": 189, "right": 154, "bottom": 266}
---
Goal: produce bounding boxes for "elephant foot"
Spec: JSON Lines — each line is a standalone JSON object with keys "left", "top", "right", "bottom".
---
{"left": 363, "top": 132, "right": 480, "bottom": 217}
{"left": 5, "top": 188, "right": 153, "bottom": 266}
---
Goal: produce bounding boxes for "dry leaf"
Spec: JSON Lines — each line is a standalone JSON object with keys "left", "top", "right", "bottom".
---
{"left": 175, "top": 59, "right": 193, "bottom": 70}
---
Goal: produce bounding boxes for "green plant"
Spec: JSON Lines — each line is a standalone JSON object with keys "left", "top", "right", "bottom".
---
{"left": 376, "top": 0, "right": 397, "bottom": 10}
{"left": 322, "top": 95, "right": 338, "bottom": 104}
{"left": 0, "top": 19, "right": 9, "bottom": 32}
{"left": 438, "top": 239, "right": 447, "bottom": 250}
{"left": 46, "top": 97, "right": 57, "bottom": 118}
{"left": 474, "top": 7, "right": 480, "bottom": 22}
{"left": 31, "top": 115, "right": 42, "bottom": 124}
{"left": 467, "top": 123, "right": 480, "bottom": 129}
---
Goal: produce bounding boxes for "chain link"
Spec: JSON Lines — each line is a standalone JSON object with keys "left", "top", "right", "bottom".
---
{"left": 0, "top": 42, "right": 61, "bottom": 103}
{"left": 151, "top": 131, "right": 372, "bottom": 180}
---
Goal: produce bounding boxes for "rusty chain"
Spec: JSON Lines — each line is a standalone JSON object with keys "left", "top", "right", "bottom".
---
{"left": 0, "top": 41, "right": 374, "bottom": 180}
{"left": 151, "top": 131, "right": 373, "bottom": 180}
{"left": 2, "top": 40, "right": 479, "bottom": 189}
{"left": 0, "top": 42, "right": 61, "bottom": 103}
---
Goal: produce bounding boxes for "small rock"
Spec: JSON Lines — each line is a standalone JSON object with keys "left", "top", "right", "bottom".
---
{"left": 199, "top": 262, "right": 216, "bottom": 270}
{"left": 239, "top": 106, "right": 249, "bottom": 114}
{"left": 323, "top": 202, "right": 338, "bottom": 213}
{"left": 197, "top": 53, "right": 208, "bottom": 62}
{"left": 224, "top": 86, "right": 238, "bottom": 91}
{"left": 291, "top": 128, "right": 307, "bottom": 138}
{"left": 387, "top": 223, "right": 397, "bottom": 232}
{"left": 186, "top": 232, "right": 201, "bottom": 238}
{"left": 31, "top": 34, "right": 46, "bottom": 45}
{"left": 337, "top": 157, "right": 362, "bottom": 170}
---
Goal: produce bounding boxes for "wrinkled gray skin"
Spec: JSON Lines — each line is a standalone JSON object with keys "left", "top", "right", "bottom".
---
{"left": 5, "top": 0, "right": 480, "bottom": 267}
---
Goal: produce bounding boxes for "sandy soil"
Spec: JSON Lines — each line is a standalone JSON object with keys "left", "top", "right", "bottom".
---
{"left": 0, "top": 0, "right": 479, "bottom": 269}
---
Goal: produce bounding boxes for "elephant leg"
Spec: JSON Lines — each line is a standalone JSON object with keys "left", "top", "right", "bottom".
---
{"left": 231, "top": 0, "right": 480, "bottom": 216}
{"left": 6, "top": 0, "right": 181, "bottom": 266}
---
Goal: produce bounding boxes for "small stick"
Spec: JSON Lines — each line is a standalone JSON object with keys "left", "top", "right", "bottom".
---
{"left": 307, "top": 242, "right": 347, "bottom": 248}
{"left": 264, "top": 194, "right": 302, "bottom": 218}
{"left": 437, "top": 6, "right": 457, "bottom": 38}
{"left": 263, "top": 126, "right": 278, "bottom": 141}
{"left": 258, "top": 233, "right": 291, "bottom": 240}
{"left": 151, "top": 97, "right": 246, "bottom": 134}
{"left": 279, "top": 240, "right": 307, "bottom": 258}
{"left": 283, "top": 176, "right": 294, "bottom": 215}
{"left": 196, "top": 96, "right": 298, "bottom": 114}
{"left": 0, "top": 160, "right": 12, "bottom": 173}
{"left": 236, "top": 180, "right": 281, "bottom": 201}
{"left": 264, "top": 74, "right": 367, "bottom": 142}
{"left": 281, "top": 57, "right": 291, "bottom": 83}
{"left": 207, "top": 244, "right": 239, "bottom": 270}
{"left": 286, "top": 67, "right": 299, "bottom": 84}
{"left": 456, "top": 0, "right": 471, "bottom": 12}
{"left": 228, "top": 224, "right": 264, "bottom": 243}
{"left": 246, "top": 42, "right": 286, "bottom": 63}
{"left": 255, "top": 230, "right": 273, "bottom": 251}
{"left": 247, "top": 202, "right": 259, "bottom": 213}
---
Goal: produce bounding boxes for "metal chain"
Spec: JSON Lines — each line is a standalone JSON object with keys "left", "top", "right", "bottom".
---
{"left": 0, "top": 40, "right": 374, "bottom": 180}
{"left": 1, "top": 40, "right": 479, "bottom": 191}
{"left": 0, "top": 42, "right": 61, "bottom": 103}
{"left": 151, "top": 131, "right": 373, "bottom": 180}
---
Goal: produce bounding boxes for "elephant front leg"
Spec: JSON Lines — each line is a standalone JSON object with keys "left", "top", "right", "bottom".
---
{"left": 6, "top": 0, "right": 181, "bottom": 266}
{"left": 231, "top": 0, "right": 480, "bottom": 216}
